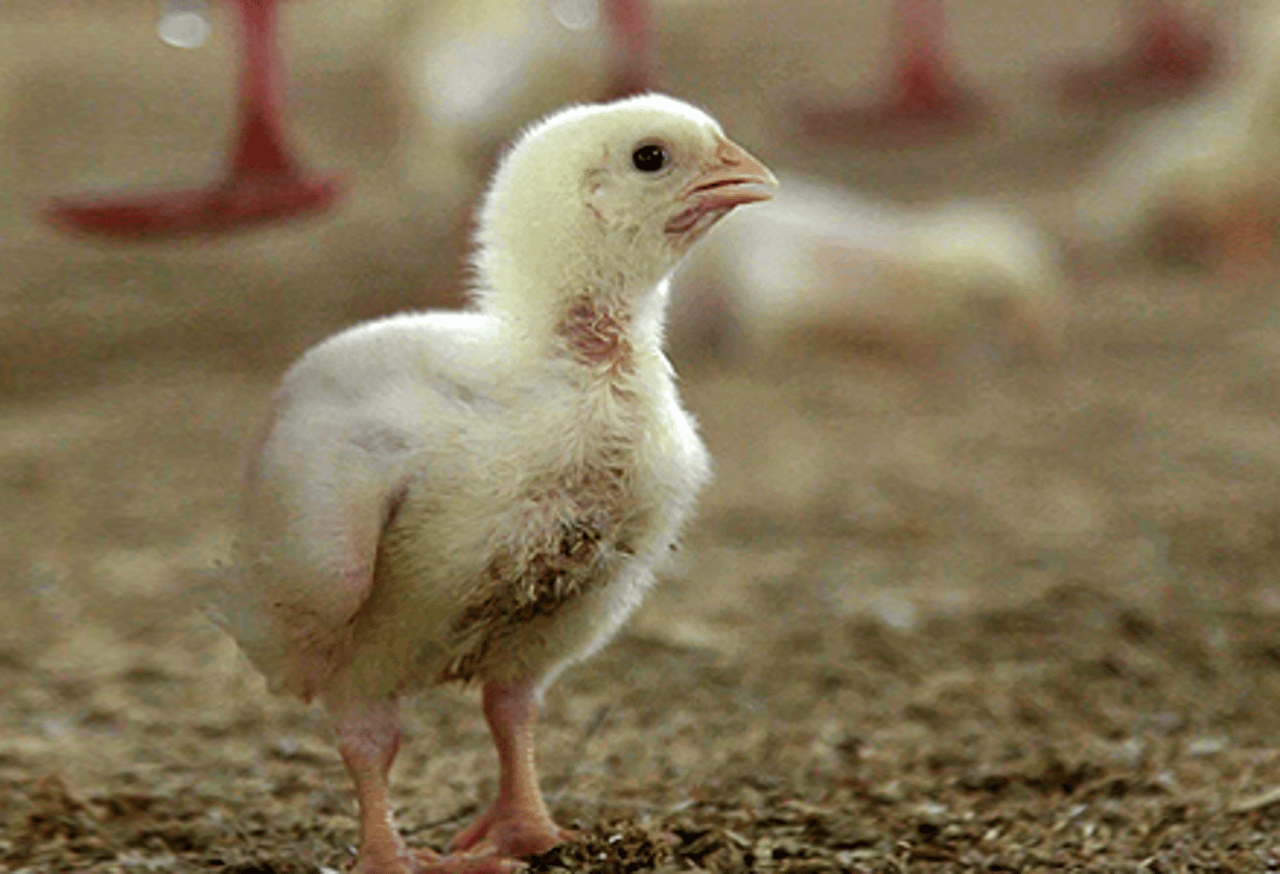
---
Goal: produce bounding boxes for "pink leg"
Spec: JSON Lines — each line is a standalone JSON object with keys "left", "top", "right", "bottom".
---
{"left": 331, "top": 696, "right": 527, "bottom": 874}
{"left": 448, "top": 681, "right": 570, "bottom": 858}
{"left": 334, "top": 698, "right": 419, "bottom": 874}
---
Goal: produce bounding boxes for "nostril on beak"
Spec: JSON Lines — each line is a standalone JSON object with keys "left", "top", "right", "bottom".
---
{"left": 715, "top": 140, "right": 743, "bottom": 166}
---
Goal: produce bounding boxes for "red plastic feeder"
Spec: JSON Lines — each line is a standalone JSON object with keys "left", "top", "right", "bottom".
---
{"left": 601, "top": 0, "right": 656, "bottom": 99}
{"left": 46, "top": 0, "right": 342, "bottom": 239}
{"left": 1059, "top": 0, "right": 1216, "bottom": 107}
{"left": 799, "top": 0, "right": 986, "bottom": 145}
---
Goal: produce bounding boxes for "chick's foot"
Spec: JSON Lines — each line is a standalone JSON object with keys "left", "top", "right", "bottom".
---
{"left": 448, "top": 800, "right": 572, "bottom": 859}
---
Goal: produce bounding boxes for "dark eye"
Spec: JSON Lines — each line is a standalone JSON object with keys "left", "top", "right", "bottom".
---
{"left": 632, "top": 144, "right": 668, "bottom": 173}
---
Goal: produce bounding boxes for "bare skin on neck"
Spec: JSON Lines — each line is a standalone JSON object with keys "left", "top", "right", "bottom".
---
{"left": 556, "top": 297, "right": 635, "bottom": 375}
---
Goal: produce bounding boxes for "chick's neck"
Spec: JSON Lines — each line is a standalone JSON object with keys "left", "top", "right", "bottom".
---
{"left": 489, "top": 268, "right": 671, "bottom": 381}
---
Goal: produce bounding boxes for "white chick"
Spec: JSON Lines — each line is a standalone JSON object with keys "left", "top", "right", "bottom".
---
{"left": 215, "top": 94, "right": 775, "bottom": 874}
{"left": 1069, "top": 0, "right": 1280, "bottom": 268}
{"left": 668, "top": 176, "right": 1066, "bottom": 363}
{"left": 1068, "top": 91, "right": 1263, "bottom": 266}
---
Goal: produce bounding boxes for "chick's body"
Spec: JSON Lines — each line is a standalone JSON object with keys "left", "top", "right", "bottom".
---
{"left": 240, "top": 307, "right": 706, "bottom": 702}
{"left": 220, "top": 94, "right": 775, "bottom": 874}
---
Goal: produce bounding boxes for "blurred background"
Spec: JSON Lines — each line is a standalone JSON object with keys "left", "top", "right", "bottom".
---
{"left": 2, "top": 1, "right": 1280, "bottom": 871}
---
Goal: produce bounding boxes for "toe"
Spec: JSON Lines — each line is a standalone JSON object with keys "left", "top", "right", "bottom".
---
{"left": 351, "top": 837, "right": 420, "bottom": 874}
{"left": 447, "top": 811, "right": 495, "bottom": 854}
{"left": 491, "top": 819, "right": 569, "bottom": 858}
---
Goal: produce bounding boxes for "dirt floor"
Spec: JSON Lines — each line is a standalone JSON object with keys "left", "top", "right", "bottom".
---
{"left": 2, "top": 2, "right": 1280, "bottom": 872}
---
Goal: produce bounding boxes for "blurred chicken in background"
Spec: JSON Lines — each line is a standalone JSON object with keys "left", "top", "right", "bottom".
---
{"left": 1068, "top": 0, "right": 1280, "bottom": 271}
{"left": 669, "top": 175, "right": 1068, "bottom": 367}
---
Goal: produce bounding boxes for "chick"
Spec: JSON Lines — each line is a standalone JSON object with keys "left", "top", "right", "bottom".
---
{"left": 215, "top": 95, "right": 776, "bottom": 874}
{"left": 668, "top": 176, "right": 1066, "bottom": 364}
{"left": 1069, "top": 0, "right": 1280, "bottom": 268}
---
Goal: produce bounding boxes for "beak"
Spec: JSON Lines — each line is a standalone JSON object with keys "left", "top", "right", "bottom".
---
{"left": 666, "top": 138, "right": 778, "bottom": 235}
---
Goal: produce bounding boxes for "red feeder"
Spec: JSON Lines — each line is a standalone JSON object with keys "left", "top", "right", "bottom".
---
{"left": 1059, "top": 0, "right": 1216, "bottom": 107}
{"left": 601, "top": 0, "right": 656, "bottom": 99}
{"left": 46, "top": 0, "right": 342, "bottom": 238}
{"left": 799, "top": 0, "right": 985, "bottom": 144}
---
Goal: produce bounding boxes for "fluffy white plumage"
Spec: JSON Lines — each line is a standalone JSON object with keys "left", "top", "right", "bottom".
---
{"left": 1069, "top": 1, "right": 1280, "bottom": 265}
{"left": 217, "top": 94, "right": 775, "bottom": 873}
{"left": 668, "top": 175, "right": 1067, "bottom": 362}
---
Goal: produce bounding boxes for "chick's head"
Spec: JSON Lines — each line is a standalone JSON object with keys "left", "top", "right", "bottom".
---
{"left": 473, "top": 94, "right": 776, "bottom": 311}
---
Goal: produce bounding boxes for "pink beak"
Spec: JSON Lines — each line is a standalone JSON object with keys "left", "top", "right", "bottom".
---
{"left": 666, "top": 138, "right": 778, "bottom": 235}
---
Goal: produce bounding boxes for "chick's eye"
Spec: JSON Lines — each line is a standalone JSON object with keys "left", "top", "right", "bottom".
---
{"left": 632, "top": 144, "right": 668, "bottom": 173}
